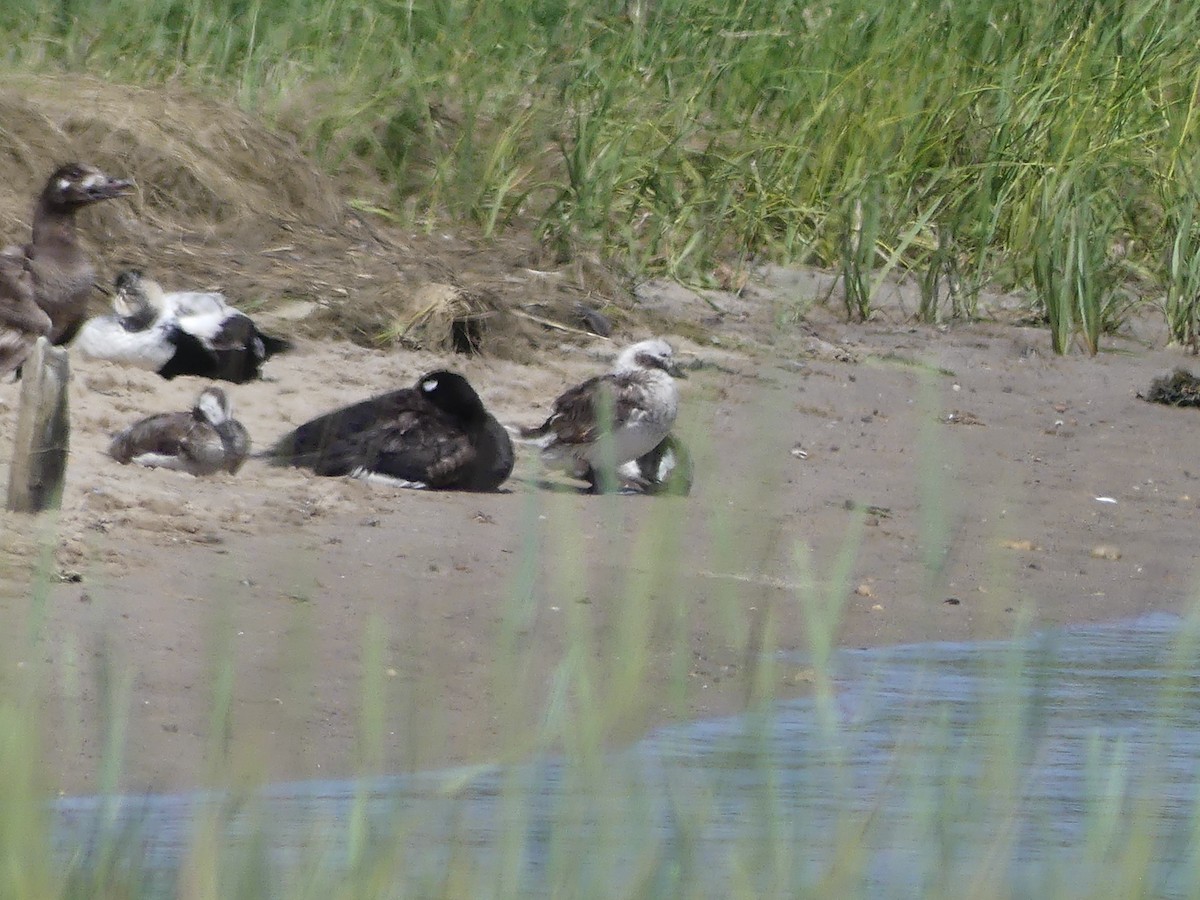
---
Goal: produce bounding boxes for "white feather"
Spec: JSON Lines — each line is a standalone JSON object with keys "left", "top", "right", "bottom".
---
{"left": 176, "top": 308, "right": 233, "bottom": 342}
{"left": 73, "top": 316, "right": 176, "bottom": 370}
{"left": 350, "top": 467, "right": 428, "bottom": 490}
{"left": 128, "top": 453, "right": 190, "bottom": 471}
{"left": 152, "top": 290, "right": 237, "bottom": 342}
{"left": 159, "top": 291, "right": 229, "bottom": 317}
{"left": 196, "top": 390, "right": 229, "bottom": 425}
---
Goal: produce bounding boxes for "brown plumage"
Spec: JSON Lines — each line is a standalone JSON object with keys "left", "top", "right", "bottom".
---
{"left": 3, "top": 163, "right": 134, "bottom": 346}
{"left": 520, "top": 372, "right": 649, "bottom": 447}
{"left": 1140, "top": 369, "right": 1200, "bottom": 407}
{"left": 0, "top": 255, "right": 51, "bottom": 376}
{"left": 262, "top": 370, "right": 514, "bottom": 491}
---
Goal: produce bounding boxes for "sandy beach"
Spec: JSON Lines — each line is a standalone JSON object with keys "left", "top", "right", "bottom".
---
{"left": 0, "top": 77, "right": 1196, "bottom": 795}
{"left": 2, "top": 289, "right": 1196, "bottom": 794}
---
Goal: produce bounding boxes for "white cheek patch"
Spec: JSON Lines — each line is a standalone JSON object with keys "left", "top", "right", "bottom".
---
{"left": 56, "top": 178, "right": 71, "bottom": 191}
{"left": 422, "top": 378, "right": 438, "bottom": 392}
{"left": 197, "top": 394, "right": 227, "bottom": 423}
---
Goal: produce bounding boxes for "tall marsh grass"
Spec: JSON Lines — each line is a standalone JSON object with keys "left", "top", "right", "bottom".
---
{"left": 7, "top": 0, "right": 1200, "bottom": 349}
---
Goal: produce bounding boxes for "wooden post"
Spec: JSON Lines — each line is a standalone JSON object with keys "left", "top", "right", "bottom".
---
{"left": 7, "top": 337, "right": 70, "bottom": 513}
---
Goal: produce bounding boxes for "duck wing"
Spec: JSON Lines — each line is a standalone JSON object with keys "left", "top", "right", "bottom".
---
{"left": 108, "top": 412, "right": 196, "bottom": 462}
{"left": 166, "top": 292, "right": 290, "bottom": 356}
{"left": 528, "top": 372, "right": 649, "bottom": 446}
{"left": 0, "top": 260, "right": 50, "bottom": 334}
{"left": 215, "top": 419, "right": 252, "bottom": 474}
{"left": 170, "top": 302, "right": 291, "bottom": 382}
{"left": 266, "top": 390, "right": 476, "bottom": 486}
{"left": 363, "top": 411, "right": 476, "bottom": 487}
{"left": 151, "top": 325, "right": 222, "bottom": 380}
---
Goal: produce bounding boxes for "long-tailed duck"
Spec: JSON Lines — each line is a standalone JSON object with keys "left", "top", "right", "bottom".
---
{"left": 108, "top": 386, "right": 250, "bottom": 475}
{"left": 73, "top": 269, "right": 291, "bottom": 383}
{"left": 261, "top": 370, "right": 514, "bottom": 491}
{"left": 518, "top": 337, "right": 683, "bottom": 492}
{"left": 2, "top": 163, "right": 134, "bottom": 346}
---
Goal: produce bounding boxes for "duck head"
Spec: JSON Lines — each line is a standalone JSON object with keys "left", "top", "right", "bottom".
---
{"left": 614, "top": 337, "right": 684, "bottom": 377}
{"left": 41, "top": 163, "right": 134, "bottom": 213}
{"left": 418, "top": 370, "right": 487, "bottom": 421}
{"left": 193, "top": 386, "right": 233, "bottom": 426}
{"left": 112, "top": 269, "right": 163, "bottom": 328}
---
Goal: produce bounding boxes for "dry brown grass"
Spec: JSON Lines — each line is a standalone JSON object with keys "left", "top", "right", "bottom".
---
{"left": 0, "top": 75, "right": 629, "bottom": 360}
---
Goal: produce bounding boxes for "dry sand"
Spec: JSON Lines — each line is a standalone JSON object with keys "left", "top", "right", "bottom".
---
{"left": 0, "top": 77, "right": 1196, "bottom": 795}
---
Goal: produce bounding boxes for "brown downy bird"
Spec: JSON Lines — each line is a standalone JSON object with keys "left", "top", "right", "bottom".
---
{"left": 2, "top": 162, "right": 134, "bottom": 346}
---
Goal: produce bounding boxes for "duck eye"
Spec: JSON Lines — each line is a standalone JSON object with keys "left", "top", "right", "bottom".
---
{"left": 422, "top": 378, "right": 438, "bottom": 392}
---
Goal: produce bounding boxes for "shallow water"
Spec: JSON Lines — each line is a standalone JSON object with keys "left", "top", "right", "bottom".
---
{"left": 54, "top": 613, "right": 1200, "bottom": 896}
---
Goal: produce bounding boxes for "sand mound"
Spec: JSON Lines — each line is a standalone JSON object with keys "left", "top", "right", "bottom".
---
{"left": 0, "top": 75, "right": 339, "bottom": 238}
{"left": 0, "top": 75, "right": 631, "bottom": 359}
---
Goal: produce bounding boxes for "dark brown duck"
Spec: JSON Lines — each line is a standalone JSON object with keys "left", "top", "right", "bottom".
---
{"left": 3, "top": 162, "right": 134, "bottom": 347}
{"left": 262, "top": 370, "right": 515, "bottom": 491}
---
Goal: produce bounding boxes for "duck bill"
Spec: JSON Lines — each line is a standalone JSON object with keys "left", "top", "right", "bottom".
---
{"left": 87, "top": 175, "right": 135, "bottom": 201}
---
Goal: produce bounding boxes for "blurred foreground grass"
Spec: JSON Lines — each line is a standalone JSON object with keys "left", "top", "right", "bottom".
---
{"left": 4, "top": 462, "right": 1200, "bottom": 897}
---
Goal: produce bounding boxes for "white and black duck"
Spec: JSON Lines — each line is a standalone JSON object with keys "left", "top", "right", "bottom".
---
{"left": 108, "top": 386, "right": 250, "bottom": 476}
{"left": 261, "top": 370, "right": 514, "bottom": 491}
{"left": 6, "top": 162, "right": 135, "bottom": 345}
{"left": 73, "top": 269, "right": 291, "bottom": 383}
{"left": 518, "top": 337, "right": 682, "bottom": 492}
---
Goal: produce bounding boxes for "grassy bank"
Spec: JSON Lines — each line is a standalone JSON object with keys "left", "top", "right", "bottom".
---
{"left": 7, "top": 0, "right": 1200, "bottom": 349}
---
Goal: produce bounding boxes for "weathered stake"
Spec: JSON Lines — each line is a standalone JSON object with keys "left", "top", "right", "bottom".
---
{"left": 7, "top": 337, "right": 70, "bottom": 513}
